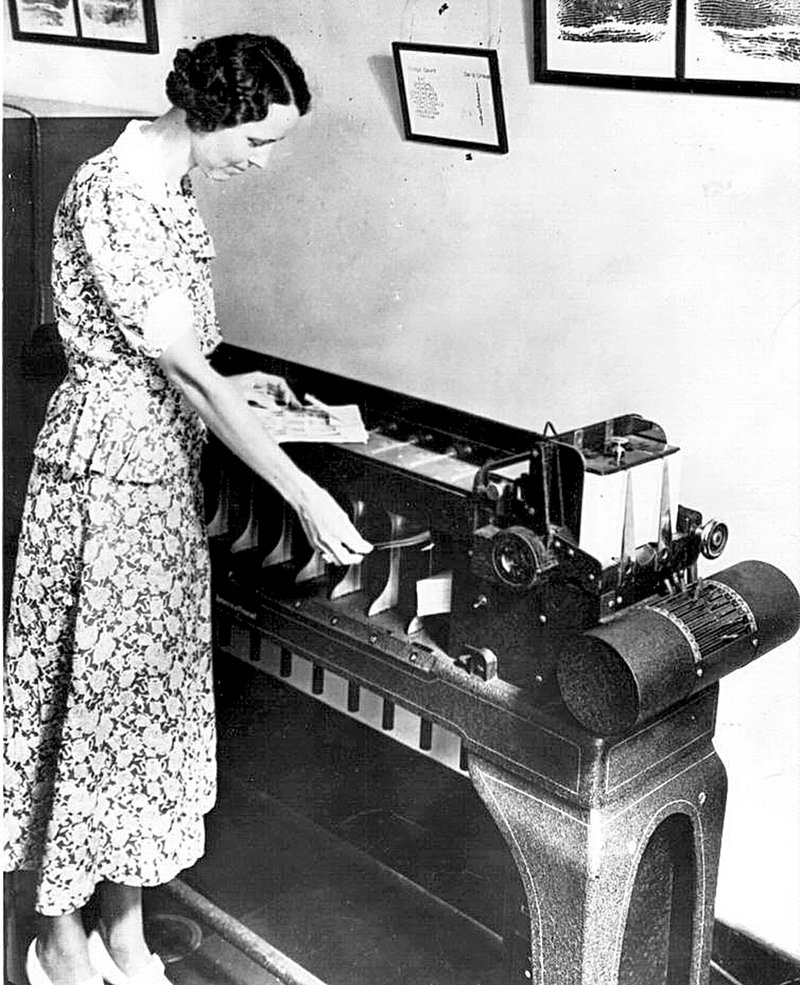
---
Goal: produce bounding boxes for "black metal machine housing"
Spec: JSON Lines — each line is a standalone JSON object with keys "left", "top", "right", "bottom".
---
{"left": 203, "top": 345, "right": 800, "bottom": 985}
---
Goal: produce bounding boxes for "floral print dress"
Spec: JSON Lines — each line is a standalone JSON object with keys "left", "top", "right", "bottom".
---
{"left": 4, "top": 121, "right": 222, "bottom": 915}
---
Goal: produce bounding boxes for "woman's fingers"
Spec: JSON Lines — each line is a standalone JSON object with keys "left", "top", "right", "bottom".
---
{"left": 252, "top": 373, "right": 302, "bottom": 407}
{"left": 297, "top": 487, "right": 373, "bottom": 566}
{"left": 228, "top": 371, "right": 303, "bottom": 408}
{"left": 321, "top": 545, "right": 369, "bottom": 566}
{"left": 312, "top": 528, "right": 373, "bottom": 566}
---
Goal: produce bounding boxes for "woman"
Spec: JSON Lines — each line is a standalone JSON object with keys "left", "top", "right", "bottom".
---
{"left": 4, "top": 34, "right": 371, "bottom": 985}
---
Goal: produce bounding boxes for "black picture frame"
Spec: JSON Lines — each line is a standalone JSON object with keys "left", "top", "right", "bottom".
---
{"left": 393, "top": 42, "right": 508, "bottom": 154}
{"left": 533, "top": 0, "right": 799, "bottom": 99}
{"left": 8, "top": 0, "right": 159, "bottom": 54}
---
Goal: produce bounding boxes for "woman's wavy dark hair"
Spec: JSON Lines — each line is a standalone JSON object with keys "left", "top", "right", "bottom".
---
{"left": 166, "top": 34, "right": 311, "bottom": 133}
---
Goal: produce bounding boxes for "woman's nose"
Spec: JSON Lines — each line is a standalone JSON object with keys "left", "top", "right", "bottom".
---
{"left": 248, "top": 146, "right": 273, "bottom": 169}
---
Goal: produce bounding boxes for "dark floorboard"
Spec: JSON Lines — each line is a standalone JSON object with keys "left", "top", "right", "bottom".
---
{"left": 145, "top": 776, "right": 505, "bottom": 985}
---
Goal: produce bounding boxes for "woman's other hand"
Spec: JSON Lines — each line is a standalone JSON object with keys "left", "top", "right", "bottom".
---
{"left": 228, "top": 370, "right": 302, "bottom": 408}
{"left": 295, "top": 481, "right": 373, "bottom": 566}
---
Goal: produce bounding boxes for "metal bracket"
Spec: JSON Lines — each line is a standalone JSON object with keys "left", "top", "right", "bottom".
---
{"left": 455, "top": 645, "right": 499, "bottom": 681}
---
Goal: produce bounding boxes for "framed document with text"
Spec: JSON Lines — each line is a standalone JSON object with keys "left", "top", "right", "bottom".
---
{"left": 392, "top": 42, "right": 508, "bottom": 154}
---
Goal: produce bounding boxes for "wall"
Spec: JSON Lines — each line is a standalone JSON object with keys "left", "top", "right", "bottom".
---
{"left": 5, "top": 0, "right": 800, "bottom": 959}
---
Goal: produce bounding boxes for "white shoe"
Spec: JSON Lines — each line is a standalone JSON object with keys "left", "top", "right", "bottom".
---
{"left": 86, "top": 930, "right": 170, "bottom": 985}
{"left": 25, "top": 938, "right": 104, "bottom": 985}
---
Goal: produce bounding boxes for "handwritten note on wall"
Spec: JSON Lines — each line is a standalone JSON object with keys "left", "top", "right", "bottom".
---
{"left": 393, "top": 44, "right": 507, "bottom": 153}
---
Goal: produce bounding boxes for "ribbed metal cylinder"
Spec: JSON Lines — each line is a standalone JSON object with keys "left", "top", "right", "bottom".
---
{"left": 557, "top": 560, "right": 800, "bottom": 736}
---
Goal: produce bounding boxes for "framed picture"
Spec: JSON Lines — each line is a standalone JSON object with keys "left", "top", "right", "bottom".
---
{"left": 8, "top": 0, "right": 159, "bottom": 53}
{"left": 533, "top": 0, "right": 800, "bottom": 99}
{"left": 392, "top": 42, "right": 508, "bottom": 154}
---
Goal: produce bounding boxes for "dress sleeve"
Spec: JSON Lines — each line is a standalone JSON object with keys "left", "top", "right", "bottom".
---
{"left": 78, "top": 178, "right": 194, "bottom": 358}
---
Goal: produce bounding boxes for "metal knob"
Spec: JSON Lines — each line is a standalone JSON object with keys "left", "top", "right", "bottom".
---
{"left": 699, "top": 519, "right": 729, "bottom": 559}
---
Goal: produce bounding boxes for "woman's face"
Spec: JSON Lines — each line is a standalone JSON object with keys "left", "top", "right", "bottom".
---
{"left": 191, "top": 102, "right": 301, "bottom": 181}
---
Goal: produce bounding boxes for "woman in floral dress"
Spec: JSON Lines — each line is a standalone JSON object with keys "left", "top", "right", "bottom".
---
{"left": 4, "top": 34, "right": 371, "bottom": 985}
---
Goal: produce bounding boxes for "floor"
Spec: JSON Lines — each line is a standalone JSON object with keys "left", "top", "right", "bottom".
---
{"left": 145, "top": 783, "right": 506, "bottom": 985}
{"left": 143, "top": 782, "right": 800, "bottom": 985}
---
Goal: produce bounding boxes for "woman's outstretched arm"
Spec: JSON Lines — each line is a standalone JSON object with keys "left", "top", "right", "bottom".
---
{"left": 158, "top": 327, "right": 372, "bottom": 565}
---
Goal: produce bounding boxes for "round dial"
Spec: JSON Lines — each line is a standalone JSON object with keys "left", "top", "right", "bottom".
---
{"left": 700, "top": 519, "right": 729, "bottom": 560}
{"left": 491, "top": 526, "right": 546, "bottom": 589}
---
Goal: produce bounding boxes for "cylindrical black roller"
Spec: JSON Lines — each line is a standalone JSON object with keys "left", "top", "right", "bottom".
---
{"left": 557, "top": 560, "right": 800, "bottom": 736}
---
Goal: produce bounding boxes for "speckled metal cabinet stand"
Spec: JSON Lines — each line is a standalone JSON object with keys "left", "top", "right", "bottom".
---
{"left": 469, "top": 688, "right": 726, "bottom": 985}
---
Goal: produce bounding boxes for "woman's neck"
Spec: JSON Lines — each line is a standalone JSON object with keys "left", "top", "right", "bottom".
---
{"left": 140, "top": 107, "right": 194, "bottom": 188}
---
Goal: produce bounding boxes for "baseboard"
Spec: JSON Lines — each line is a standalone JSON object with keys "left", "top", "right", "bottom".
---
{"left": 5, "top": 890, "right": 799, "bottom": 985}
{"left": 713, "top": 920, "right": 800, "bottom": 985}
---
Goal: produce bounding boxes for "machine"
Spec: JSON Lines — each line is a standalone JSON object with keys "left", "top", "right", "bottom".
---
{"left": 201, "top": 344, "right": 799, "bottom": 985}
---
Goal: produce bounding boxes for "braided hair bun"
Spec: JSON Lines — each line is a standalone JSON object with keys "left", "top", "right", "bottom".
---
{"left": 166, "top": 34, "right": 311, "bottom": 132}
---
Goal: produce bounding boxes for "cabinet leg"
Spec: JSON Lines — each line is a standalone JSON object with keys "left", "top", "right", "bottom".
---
{"left": 468, "top": 750, "right": 727, "bottom": 985}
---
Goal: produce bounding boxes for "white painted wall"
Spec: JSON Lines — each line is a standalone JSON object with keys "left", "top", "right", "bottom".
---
{"left": 5, "top": 0, "right": 800, "bottom": 960}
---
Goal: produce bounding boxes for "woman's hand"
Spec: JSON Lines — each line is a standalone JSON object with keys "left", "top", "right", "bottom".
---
{"left": 294, "top": 480, "right": 373, "bottom": 566}
{"left": 227, "top": 370, "right": 302, "bottom": 408}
